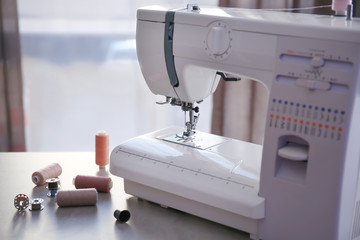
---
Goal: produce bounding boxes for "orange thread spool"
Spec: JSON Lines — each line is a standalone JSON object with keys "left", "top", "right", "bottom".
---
{"left": 95, "top": 131, "right": 109, "bottom": 168}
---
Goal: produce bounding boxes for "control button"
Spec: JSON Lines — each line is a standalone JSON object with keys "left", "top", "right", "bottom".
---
{"left": 295, "top": 78, "right": 331, "bottom": 90}
{"left": 311, "top": 57, "right": 325, "bottom": 68}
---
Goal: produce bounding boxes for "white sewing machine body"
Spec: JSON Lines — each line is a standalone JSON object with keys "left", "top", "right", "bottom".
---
{"left": 110, "top": 5, "right": 360, "bottom": 240}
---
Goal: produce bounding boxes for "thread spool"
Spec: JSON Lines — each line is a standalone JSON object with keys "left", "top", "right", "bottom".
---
{"left": 14, "top": 194, "right": 29, "bottom": 211}
{"left": 46, "top": 178, "right": 61, "bottom": 197}
{"left": 332, "top": 0, "right": 351, "bottom": 15}
{"left": 114, "top": 209, "right": 131, "bottom": 223}
{"left": 95, "top": 130, "right": 109, "bottom": 168}
{"left": 73, "top": 175, "right": 113, "bottom": 192}
{"left": 32, "top": 163, "right": 62, "bottom": 186}
{"left": 29, "top": 198, "right": 44, "bottom": 211}
{"left": 56, "top": 188, "right": 98, "bottom": 207}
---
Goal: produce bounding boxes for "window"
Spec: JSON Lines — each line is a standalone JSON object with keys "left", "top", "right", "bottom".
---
{"left": 18, "top": 0, "right": 218, "bottom": 151}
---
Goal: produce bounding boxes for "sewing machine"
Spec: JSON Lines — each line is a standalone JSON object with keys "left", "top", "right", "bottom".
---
{"left": 110, "top": 4, "right": 360, "bottom": 240}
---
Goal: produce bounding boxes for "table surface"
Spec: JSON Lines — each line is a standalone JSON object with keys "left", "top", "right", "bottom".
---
{"left": 0, "top": 153, "right": 250, "bottom": 240}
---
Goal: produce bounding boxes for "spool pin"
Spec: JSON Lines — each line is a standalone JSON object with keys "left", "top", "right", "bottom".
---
{"left": 56, "top": 188, "right": 98, "bottom": 207}
{"left": 74, "top": 175, "right": 113, "bottom": 192}
{"left": 95, "top": 131, "right": 109, "bottom": 168}
{"left": 32, "top": 163, "right": 62, "bottom": 186}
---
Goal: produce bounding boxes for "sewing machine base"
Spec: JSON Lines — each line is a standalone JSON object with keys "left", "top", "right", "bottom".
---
{"left": 124, "top": 179, "right": 260, "bottom": 239}
{"left": 110, "top": 126, "right": 264, "bottom": 239}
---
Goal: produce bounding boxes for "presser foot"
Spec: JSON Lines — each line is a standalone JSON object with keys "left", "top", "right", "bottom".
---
{"left": 175, "top": 132, "right": 196, "bottom": 142}
{"left": 161, "top": 130, "right": 229, "bottom": 149}
{"left": 159, "top": 98, "right": 200, "bottom": 138}
{"left": 181, "top": 102, "right": 199, "bottom": 138}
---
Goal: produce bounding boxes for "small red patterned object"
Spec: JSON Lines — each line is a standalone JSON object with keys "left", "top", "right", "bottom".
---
{"left": 14, "top": 194, "right": 29, "bottom": 211}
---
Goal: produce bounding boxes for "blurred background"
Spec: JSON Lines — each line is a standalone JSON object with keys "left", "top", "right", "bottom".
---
{"left": 3, "top": 0, "right": 346, "bottom": 152}
{"left": 17, "top": 0, "right": 217, "bottom": 151}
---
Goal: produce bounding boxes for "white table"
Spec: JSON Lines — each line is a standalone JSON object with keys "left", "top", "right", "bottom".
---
{"left": 0, "top": 153, "right": 250, "bottom": 240}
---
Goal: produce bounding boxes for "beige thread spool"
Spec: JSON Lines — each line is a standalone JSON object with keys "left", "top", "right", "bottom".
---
{"left": 32, "top": 163, "right": 62, "bottom": 186}
{"left": 95, "top": 131, "right": 109, "bottom": 168}
{"left": 56, "top": 188, "right": 98, "bottom": 207}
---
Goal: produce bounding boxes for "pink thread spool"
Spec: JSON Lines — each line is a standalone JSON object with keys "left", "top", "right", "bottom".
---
{"left": 73, "top": 175, "right": 113, "bottom": 193}
{"left": 56, "top": 188, "right": 98, "bottom": 207}
{"left": 332, "top": 0, "right": 351, "bottom": 13}
{"left": 32, "top": 163, "right": 62, "bottom": 186}
{"left": 95, "top": 131, "right": 109, "bottom": 168}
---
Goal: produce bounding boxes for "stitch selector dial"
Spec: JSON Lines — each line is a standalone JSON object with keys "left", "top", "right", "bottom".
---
{"left": 205, "top": 21, "right": 232, "bottom": 60}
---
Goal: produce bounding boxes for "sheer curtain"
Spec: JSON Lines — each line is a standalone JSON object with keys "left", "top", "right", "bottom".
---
{"left": 0, "top": 0, "right": 26, "bottom": 152}
{"left": 212, "top": 0, "right": 333, "bottom": 145}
